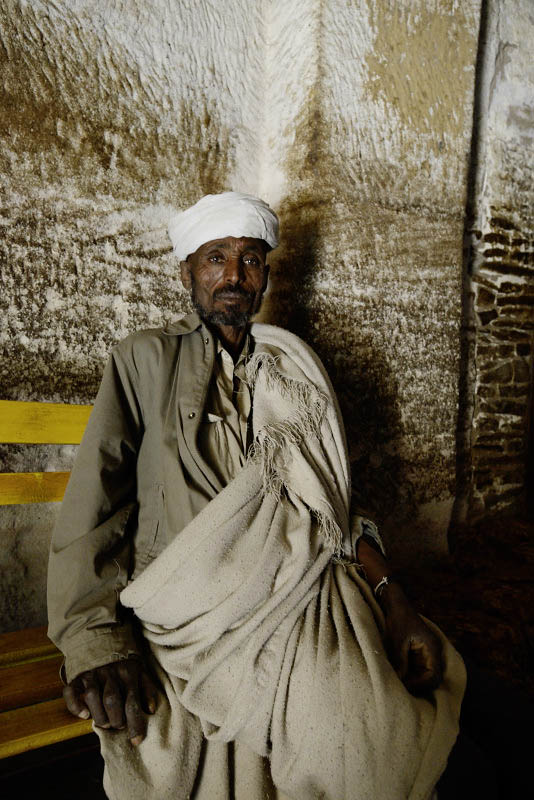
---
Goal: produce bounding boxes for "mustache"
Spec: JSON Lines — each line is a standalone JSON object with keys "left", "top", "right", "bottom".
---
{"left": 213, "top": 286, "right": 253, "bottom": 300}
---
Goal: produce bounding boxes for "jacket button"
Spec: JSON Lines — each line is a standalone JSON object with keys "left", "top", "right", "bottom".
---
{"left": 205, "top": 337, "right": 209, "bottom": 344}
{"left": 188, "top": 412, "right": 196, "bottom": 419}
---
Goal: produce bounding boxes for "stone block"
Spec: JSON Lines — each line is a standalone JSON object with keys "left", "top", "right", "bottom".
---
{"left": 498, "top": 384, "right": 530, "bottom": 399}
{"left": 513, "top": 357, "right": 531, "bottom": 383}
{"left": 476, "top": 385, "right": 499, "bottom": 399}
{"left": 481, "top": 486, "right": 523, "bottom": 514}
{"left": 499, "top": 281, "right": 534, "bottom": 294}
{"left": 477, "top": 309, "right": 498, "bottom": 327}
{"left": 491, "top": 313, "right": 534, "bottom": 328}
{"left": 512, "top": 250, "right": 534, "bottom": 266}
{"left": 476, "top": 343, "right": 515, "bottom": 359}
{"left": 472, "top": 446, "right": 506, "bottom": 463}
{"left": 473, "top": 431, "right": 503, "bottom": 446}
{"left": 516, "top": 342, "right": 531, "bottom": 356}
{"left": 496, "top": 294, "right": 534, "bottom": 307}
{"left": 476, "top": 286, "right": 495, "bottom": 308}
{"left": 505, "top": 438, "right": 526, "bottom": 454}
{"left": 492, "top": 328, "right": 532, "bottom": 343}
{"left": 478, "top": 399, "right": 526, "bottom": 416}
{"left": 474, "top": 417, "right": 499, "bottom": 433}
{"left": 482, "top": 232, "right": 510, "bottom": 245}
{"left": 478, "top": 360, "right": 513, "bottom": 383}
{"left": 496, "top": 415, "right": 526, "bottom": 433}
{"left": 494, "top": 467, "right": 525, "bottom": 483}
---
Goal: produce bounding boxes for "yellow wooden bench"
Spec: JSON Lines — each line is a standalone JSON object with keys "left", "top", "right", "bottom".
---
{"left": 0, "top": 399, "right": 93, "bottom": 758}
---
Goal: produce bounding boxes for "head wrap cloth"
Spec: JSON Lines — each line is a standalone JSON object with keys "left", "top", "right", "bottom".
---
{"left": 168, "top": 192, "right": 279, "bottom": 262}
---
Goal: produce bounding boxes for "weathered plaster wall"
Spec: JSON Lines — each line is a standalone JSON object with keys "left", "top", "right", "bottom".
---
{"left": 264, "top": 0, "right": 481, "bottom": 563}
{"left": 0, "top": 0, "right": 490, "bottom": 631}
{"left": 0, "top": 0, "right": 267, "bottom": 629}
{"left": 0, "top": 0, "right": 270, "bottom": 402}
{"left": 459, "top": 0, "right": 534, "bottom": 522}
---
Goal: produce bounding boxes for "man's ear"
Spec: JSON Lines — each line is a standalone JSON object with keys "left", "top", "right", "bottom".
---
{"left": 180, "top": 260, "right": 192, "bottom": 289}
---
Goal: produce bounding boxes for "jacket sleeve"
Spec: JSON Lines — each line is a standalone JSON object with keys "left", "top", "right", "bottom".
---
{"left": 47, "top": 343, "right": 144, "bottom": 682}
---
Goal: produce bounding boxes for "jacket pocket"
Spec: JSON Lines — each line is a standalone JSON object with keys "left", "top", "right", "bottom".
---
{"left": 133, "top": 483, "right": 165, "bottom": 573}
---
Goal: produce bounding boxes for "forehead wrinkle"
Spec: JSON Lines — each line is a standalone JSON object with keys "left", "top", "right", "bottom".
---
{"left": 200, "top": 237, "right": 266, "bottom": 254}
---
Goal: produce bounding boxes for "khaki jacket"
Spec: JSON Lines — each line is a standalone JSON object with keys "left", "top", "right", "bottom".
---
{"left": 47, "top": 312, "right": 232, "bottom": 681}
{"left": 47, "top": 312, "right": 380, "bottom": 681}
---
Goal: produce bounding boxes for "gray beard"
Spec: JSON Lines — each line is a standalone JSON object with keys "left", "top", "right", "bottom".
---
{"left": 191, "top": 279, "right": 258, "bottom": 328}
{"left": 192, "top": 298, "right": 250, "bottom": 328}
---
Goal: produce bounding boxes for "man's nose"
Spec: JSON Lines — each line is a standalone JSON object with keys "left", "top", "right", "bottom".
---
{"left": 222, "top": 255, "right": 244, "bottom": 285}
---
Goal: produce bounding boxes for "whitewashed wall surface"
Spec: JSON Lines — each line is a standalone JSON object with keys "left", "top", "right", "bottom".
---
{"left": 1, "top": 0, "right": 532, "bottom": 631}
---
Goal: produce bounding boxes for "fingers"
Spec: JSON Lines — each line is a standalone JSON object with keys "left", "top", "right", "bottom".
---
{"left": 102, "top": 671, "right": 126, "bottom": 730}
{"left": 404, "top": 637, "right": 444, "bottom": 695}
{"left": 386, "top": 605, "right": 445, "bottom": 695}
{"left": 117, "top": 661, "right": 148, "bottom": 745}
{"left": 63, "top": 678, "right": 91, "bottom": 720}
{"left": 80, "top": 671, "right": 110, "bottom": 729}
{"left": 140, "top": 669, "right": 158, "bottom": 715}
{"left": 64, "top": 658, "right": 157, "bottom": 745}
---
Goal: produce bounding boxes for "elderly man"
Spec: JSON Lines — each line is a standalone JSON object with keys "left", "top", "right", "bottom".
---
{"left": 47, "top": 192, "right": 465, "bottom": 800}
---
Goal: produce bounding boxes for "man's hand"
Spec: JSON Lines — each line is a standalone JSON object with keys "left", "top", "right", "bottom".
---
{"left": 380, "top": 583, "right": 444, "bottom": 695}
{"left": 355, "top": 537, "right": 443, "bottom": 695}
{"left": 63, "top": 657, "right": 158, "bottom": 745}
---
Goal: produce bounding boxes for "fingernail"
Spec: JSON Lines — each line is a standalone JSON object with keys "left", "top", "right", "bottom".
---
{"left": 131, "top": 735, "right": 143, "bottom": 746}
{"left": 148, "top": 700, "right": 156, "bottom": 714}
{"left": 78, "top": 710, "right": 90, "bottom": 719}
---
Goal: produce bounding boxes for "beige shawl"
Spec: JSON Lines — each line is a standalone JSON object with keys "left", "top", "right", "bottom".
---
{"left": 101, "top": 324, "right": 465, "bottom": 800}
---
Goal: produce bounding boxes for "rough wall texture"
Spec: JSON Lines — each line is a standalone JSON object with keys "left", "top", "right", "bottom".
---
{"left": 263, "top": 0, "right": 480, "bottom": 563}
{"left": 459, "top": 0, "right": 534, "bottom": 522}
{"left": 0, "top": 0, "right": 493, "bottom": 631}
{"left": 0, "top": 0, "right": 266, "bottom": 630}
{"left": 0, "top": 0, "right": 269, "bottom": 402}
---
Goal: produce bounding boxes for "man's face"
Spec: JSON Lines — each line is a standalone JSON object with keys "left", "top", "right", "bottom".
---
{"left": 180, "top": 236, "right": 269, "bottom": 327}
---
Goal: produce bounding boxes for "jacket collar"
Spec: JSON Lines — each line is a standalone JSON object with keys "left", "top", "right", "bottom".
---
{"left": 164, "top": 312, "right": 252, "bottom": 362}
{"left": 163, "top": 311, "right": 203, "bottom": 336}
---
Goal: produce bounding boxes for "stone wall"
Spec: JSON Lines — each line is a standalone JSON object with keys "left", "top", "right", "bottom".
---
{"left": 265, "top": 0, "right": 480, "bottom": 566}
{"left": 2, "top": 0, "right": 525, "bottom": 633}
{"left": 0, "top": 0, "right": 267, "bottom": 630}
{"left": 458, "top": 0, "right": 534, "bottom": 523}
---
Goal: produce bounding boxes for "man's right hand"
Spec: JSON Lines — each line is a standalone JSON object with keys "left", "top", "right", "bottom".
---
{"left": 63, "top": 657, "right": 158, "bottom": 746}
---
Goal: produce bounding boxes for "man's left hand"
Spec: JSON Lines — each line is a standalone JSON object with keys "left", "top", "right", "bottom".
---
{"left": 380, "top": 583, "right": 444, "bottom": 695}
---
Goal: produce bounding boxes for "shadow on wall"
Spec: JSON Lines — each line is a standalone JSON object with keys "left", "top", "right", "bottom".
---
{"left": 263, "top": 197, "right": 409, "bottom": 531}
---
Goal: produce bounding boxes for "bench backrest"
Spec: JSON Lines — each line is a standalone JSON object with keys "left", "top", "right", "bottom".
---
{"left": 0, "top": 400, "right": 92, "bottom": 505}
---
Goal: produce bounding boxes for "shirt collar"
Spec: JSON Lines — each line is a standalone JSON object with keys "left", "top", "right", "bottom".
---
{"left": 215, "top": 332, "right": 250, "bottom": 366}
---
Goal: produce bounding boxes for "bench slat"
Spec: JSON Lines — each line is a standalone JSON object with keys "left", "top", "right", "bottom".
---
{"left": 0, "top": 472, "right": 70, "bottom": 505}
{"left": 0, "top": 398, "right": 95, "bottom": 760}
{"left": 0, "top": 698, "right": 93, "bottom": 758}
{"left": 0, "top": 655, "right": 64, "bottom": 712}
{"left": 0, "top": 399, "right": 92, "bottom": 444}
{"left": 0, "top": 626, "right": 57, "bottom": 667}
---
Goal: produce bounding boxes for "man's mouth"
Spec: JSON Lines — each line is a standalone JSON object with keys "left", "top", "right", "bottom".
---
{"left": 214, "top": 289, "right": 252, "bottom": 302}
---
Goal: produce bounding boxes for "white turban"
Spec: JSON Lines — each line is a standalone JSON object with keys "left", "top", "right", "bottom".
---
{"left": 168, "top": 191, "right": 279, "bottom": 261}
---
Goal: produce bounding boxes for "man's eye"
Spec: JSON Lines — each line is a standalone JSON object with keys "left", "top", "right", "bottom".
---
{"left": 244, "top": 256, "right": 260, "bottom": 266}
{"left": 208, "top": 255, "right": 223, "bottom": 263}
